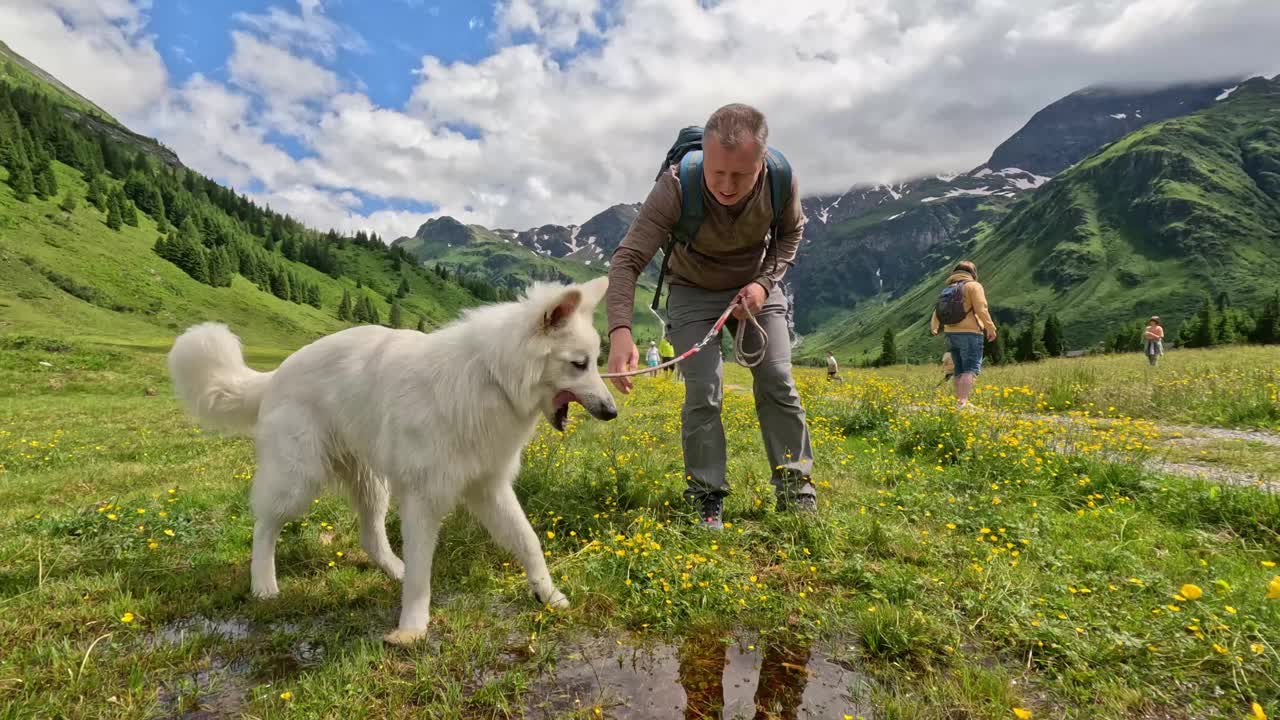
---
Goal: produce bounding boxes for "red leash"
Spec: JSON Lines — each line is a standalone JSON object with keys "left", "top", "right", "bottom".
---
{"left": 600, "top": 299, "right": 766, "bottom": 379}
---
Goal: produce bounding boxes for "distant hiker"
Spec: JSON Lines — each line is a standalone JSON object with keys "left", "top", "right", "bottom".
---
{"left": 1144, "top": 316, "right": 1165, "bottom": 366}
{"left": 826, "top": 351, "right": 840, "bottom": 381}
{"left": 605, "top": 102, "right": 816, "bottom": 529}
{"left": 929, "top": 260, "right": 997, "bottom": 409}
{"left": 658, "top": 335, "right": 676, "bottom": 374}
{"left": 646, "top": 341, "right": 661, "bottom": 368}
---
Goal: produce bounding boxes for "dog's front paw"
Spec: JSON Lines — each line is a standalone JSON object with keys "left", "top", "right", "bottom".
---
{"left": 383, "top": 627, "right": 428, "bottom": 646}
{"left": 540, "top": 588, "right": 570, "bottom": 610}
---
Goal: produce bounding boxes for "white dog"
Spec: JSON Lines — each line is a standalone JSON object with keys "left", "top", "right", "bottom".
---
{"left": 166, "top": 277, "right": 618, "bottom": 644}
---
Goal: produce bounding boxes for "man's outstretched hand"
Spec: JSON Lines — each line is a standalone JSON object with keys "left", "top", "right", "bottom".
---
{"left": 734, "top": 282, "right": 767, "bottom": 320}
{"left": 606, "top": 327, "right": 639, "bottom": 393}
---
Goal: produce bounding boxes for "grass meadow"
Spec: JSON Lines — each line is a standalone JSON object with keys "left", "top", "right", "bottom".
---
{"left": 1, "top": 335, "right": 1278, "bottom": 719}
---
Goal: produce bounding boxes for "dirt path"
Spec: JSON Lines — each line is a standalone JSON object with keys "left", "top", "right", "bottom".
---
{"left": 892, "top": 401, "right": 1280, "bottom": 492}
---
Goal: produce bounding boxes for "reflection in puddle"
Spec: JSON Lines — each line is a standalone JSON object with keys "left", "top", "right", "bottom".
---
{"left": 151, "top": 616, "right": 253, "bottom": 647}
{"left": 525, "top": 630, "right": 870, "bottom": 719}
{"left": 149, "top": 614, "right": 326, "bottom": 718}
{"left": 155, "top": 657, "right": 251, "bottom": 720}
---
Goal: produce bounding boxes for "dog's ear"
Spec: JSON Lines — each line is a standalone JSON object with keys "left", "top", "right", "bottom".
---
{"left": 578, "top": 276, "right": 609, "bottom": 311}
{"left": 542, "top": 287, "right": 583, "bottom": 331}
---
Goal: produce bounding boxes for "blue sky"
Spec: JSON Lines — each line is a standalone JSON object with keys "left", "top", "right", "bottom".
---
{"left": 150, "top": 1, "right": 499, "bottom": 110}
{"left": 2, "top": 0, "right": 1277, "bottom": 240}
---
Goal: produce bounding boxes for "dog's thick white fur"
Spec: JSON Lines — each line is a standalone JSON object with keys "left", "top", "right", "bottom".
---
{"left": 167, "top": 277, "right": 617, "bottom": 644}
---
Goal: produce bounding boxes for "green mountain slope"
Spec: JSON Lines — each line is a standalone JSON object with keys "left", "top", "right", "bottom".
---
{"left": 0, "top": 71, "right": 489, "bottom": 352}
{"left": 394, "top": 216, "right": 664, "bottom": 341}
{"left": 800, "top": 75, "right": 1280, "bottom": 363}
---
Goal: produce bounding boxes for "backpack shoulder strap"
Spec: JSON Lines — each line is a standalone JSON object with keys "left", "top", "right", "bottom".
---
{"left": 652, "top": 148, "right": 704, "bottom": 314}
{"left": 673, "top": 150, "right": 705, "bottom": 245}
{"left": 764, "top": 146, "right": 792, "bottom": 228}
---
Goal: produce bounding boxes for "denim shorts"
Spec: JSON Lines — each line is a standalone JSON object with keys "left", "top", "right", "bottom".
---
{"left": 946, "top": 332, "right": 985, "bottom": 375}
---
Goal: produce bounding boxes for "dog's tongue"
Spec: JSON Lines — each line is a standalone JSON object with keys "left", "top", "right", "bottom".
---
{"left": 554, "top": 390, "right": 578, "bottom": 408}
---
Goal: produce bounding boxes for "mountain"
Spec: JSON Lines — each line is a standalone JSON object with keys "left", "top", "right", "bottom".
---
{"left": 799, "top": 75, "right": 1280, "bottom": 363}
{"left": 985, "top": 79, "right": 1235, "bottom": 177}
{"left": 0, "top": 41, "right": 181, "bottom": 169}
{"left": 499, "top": 203, "right": 641, "bottom": 266}
{"left": 789, "top": 77, "right": 1242, "bottom": 335}
{"left": 0, "top": 46, "right": 490, "bottom": 351}
{"left": 391, "top": 215, "right": 664, "bottom": 340}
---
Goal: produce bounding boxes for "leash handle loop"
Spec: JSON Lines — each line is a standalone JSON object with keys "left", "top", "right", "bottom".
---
{"left": 600, "top": 298, "right": 767, "bottom": 379}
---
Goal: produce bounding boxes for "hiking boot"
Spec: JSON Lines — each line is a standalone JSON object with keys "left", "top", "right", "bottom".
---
{"left": 776, "top": 493, "right": 818, "bottom": 514}
{"left": 794, "top": 494, "right": 818, "bottom": 513}
{"left": 697, "top": 496, "right": 724, "bottom": 531}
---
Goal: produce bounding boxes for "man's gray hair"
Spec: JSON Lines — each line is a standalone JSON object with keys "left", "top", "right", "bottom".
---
{"left": 704, "top": 103, "right": 768, "bottom": 154}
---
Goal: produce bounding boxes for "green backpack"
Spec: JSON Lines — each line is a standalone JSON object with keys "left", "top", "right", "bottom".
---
{"left": 649, "top": 126, "right": 793, "bottom": 315}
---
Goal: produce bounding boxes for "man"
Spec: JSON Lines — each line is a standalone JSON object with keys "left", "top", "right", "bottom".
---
{"left": 929, "top": 260, "right": 997, "bottom": 409}
{"left": 825, "top": 351, "right": 839, "bottom": 381}
{"left": 605, "top": 103, "right": 816, "bottom": 530}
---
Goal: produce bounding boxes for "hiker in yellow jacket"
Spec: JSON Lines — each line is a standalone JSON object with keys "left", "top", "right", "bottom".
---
{"left": 929, "top": 260, "right": 997, "bottom": 409}
{"left": 658, "top": 336, "right": 676, "bottom": 376}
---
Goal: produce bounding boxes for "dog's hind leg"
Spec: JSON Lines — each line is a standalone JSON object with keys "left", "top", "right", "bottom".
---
{"left": 249, "top": 409, "right": 327, "bottom": 599}
{"left": 344, "top": 464, "right": 404, "bottom": 581}
{"left": 384, "top": 487, "right": 450, "bottom": 646}
{"left": 464, "top": 461, "right": 568, "bottom": 611}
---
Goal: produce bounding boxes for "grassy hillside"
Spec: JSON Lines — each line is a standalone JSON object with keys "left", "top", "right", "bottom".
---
{"left": 0, "top": 163, "right": 484, "bottom": 351}
{"left": 800, "top": 75, "right": 1280, "bottom": 363}
{"left": 0, "top": 40, "right": 118, "bottom": 125}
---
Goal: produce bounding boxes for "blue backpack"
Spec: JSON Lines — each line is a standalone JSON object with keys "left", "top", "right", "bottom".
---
{"left": 935, "top": 280, "right": 971, "bottom": 325}
{"left": 649, "top": 126, "right": 793, "bottom": 315}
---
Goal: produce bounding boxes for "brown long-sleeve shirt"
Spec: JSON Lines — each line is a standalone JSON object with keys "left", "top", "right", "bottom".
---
{"left": 605, "top": 161, "right": 805, "bottom": 336}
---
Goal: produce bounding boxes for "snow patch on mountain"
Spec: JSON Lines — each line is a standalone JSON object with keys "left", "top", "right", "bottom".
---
{"left": 921, "top": 187, "right": 997, "bottom": 203}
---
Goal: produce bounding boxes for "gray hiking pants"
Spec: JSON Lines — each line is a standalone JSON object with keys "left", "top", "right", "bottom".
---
{"left": 667, "top": 283, "right": 816, "bottom": 503}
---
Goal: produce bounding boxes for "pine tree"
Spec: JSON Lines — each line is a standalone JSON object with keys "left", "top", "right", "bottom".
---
{"left": 1041, "top": 314, "right": 1066, "bottom": 357}
{"left": 338, "top": 289, "right": 353, "bottom": 321}
{"left": 106, "top": 191, "right": 123, "bottom": 230}
{"left": 122, "top": 195, "right": 139, "bottom": 227}
{"left": 34, "top": 157, "right": 57, "bottom": 199}
{"left": 210, "top": 247, "right": 235, "bottom": 287}
{"left": 2, "top": 126, "right": 35, "bottom": 200}
{"left": 86, "top": 175, "right": 105, "bottom": 211}
{"left": 396, "top": 277, "right": 410, "bottom": 298}
{"left": 59, "top": 190, "right": 77, "bottom": 213}
{"left": 389, "top": 300, "right": 403, "bottom": 328}
{"left": 1014, "top": 315, "right": 1041, "bottom": 362}
{"left": 416, "top": 316, "right": 427, "bottom": 332}
{"left": 1189, "top": 295, "right": 1217, "bottom": 348}
{"left": 1251, "top": 290, "right": 1280, "bottom": 345}
{"left": 984, "top": 333, "right": 1006, "bottom": 365}
{"left": 876, "top": 328, "right": 898, "bottom": 367}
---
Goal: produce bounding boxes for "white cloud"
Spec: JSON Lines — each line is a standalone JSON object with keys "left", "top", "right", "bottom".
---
{"left": 228, "top": 32, "right": 339, "bottom": 103}
{"left": 6, "top": 0, "right": 1280, "bottom": 241}
{"left": 148, "top": 74, "right": 300, "bottom": 190}
{"left": 233, "top": 0, "right": 366, "bottom": 59}
{"left": 496, "top": 0, "right": 604, "bottom": 49}
{"left": 0, "top": 0, "right": 168, "bottom": 119}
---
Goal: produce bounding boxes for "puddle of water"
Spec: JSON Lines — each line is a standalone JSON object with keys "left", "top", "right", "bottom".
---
{"left": 148, "top": 613, "right": 327, "bottom": 715}
{"left": 523, "top": 630, "right": 871, "bottom": 719}
{"left": 155, "top": 657, "right": 251, "bottom": 720}
{"left": 151, "top": 615, "right": 254, "bottom": 647}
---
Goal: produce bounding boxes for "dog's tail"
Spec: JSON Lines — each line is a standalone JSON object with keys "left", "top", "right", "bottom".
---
{"left": 167, "top": 322, "right": 274, "bottom": 435}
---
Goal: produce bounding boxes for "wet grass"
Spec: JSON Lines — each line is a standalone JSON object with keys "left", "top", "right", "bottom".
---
{"left": 1, "top": 337, "right": 1278, "bottom": 718}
